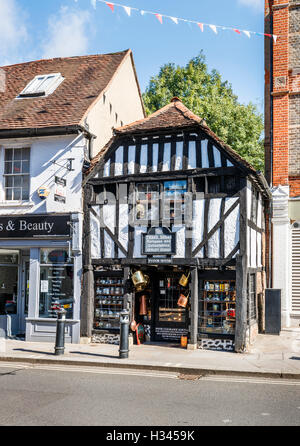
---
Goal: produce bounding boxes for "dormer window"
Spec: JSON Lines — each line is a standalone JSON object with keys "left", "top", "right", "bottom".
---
{"left": 18, "top": 73, "right": 64, "bottom": 98}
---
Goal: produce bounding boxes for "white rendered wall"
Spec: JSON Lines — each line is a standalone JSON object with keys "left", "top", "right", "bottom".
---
{"left": 85, "top": 54, "right": 145, "bottom": 158}
{"left": 0, "top": 134, "right": 86, "bottom": 215}
{"left": 272, "top": 185, "right": 291, "bottom": 328}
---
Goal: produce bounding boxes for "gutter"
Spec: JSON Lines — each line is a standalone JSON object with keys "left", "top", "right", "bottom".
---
{"left": 0, "top": 124, "right": 96, "bottom": 141}
{"left": 255, "top": 170, "right": 272, "bottom": 200}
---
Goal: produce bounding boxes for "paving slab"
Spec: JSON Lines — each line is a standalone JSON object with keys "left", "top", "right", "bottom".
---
{"left": 0, "top": 330, "right": 299, "bottom": 379}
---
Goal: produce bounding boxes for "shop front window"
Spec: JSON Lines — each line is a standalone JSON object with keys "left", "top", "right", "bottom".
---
{"left": 0, "top": 250, "right": 19, "bottom": 315}
{"left": 39, "top": 248, "right": 74, "bottom": 319}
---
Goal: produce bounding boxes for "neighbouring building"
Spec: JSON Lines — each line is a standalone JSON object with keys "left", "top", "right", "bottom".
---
{"left": 265, "top": 0, "right": 300, "bottom": 328}
{"left": 82, "top": 98, "right": 271, "bottom": 352}
{"left": 0, "top": 50, "right": 145, "bottom": 343}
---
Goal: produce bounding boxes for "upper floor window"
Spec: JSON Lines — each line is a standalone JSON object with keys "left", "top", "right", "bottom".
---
{"left": 4, "top": 148, "right": 30, "bottom": 201}
{"left": 135, "top": 180, "right": 187, "bottom": 223}
{"left": 18, "top": 73, "right": 64, "bottom": 98}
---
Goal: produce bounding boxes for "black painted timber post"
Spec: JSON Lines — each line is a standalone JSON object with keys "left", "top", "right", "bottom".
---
{"left": 188, "top": 267, "right": 198, "bottom": 349}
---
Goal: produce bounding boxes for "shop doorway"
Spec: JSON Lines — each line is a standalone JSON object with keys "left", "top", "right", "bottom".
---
{"left": 133, "top": 270, "right": 189, "bottom": 344}
{"left": 0, "top": 249, "right": 29, "bottom": 337}
{"left": 0, "top": 250, "right": 19, "bottom": 337}
{"left": 152, "top": 273, "right": 189, "bottom": 342}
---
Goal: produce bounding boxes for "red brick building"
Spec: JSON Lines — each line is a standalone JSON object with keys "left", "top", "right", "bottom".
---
{"left": 265, "top": 0, "right": 300, "bottom": 327}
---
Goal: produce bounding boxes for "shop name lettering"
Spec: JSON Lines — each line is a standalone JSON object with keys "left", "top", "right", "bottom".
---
{"left": 0, "top": 220, "right": 54, "bottom": 234}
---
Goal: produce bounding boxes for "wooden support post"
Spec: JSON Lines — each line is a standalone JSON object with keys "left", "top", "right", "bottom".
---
{"left": 81, "top": 184, "right": 94, "bottom": 339}
{"left": 235, "top": 254, "right": 248, "bottom": 352}
{"left": 235, "top": 177, "right": 248, "bottom": 353}
{"left": 188, "top": 267, "right": 198, "bottom": 350}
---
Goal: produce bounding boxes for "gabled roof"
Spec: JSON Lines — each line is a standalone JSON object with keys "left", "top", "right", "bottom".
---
{"left": 86, "top": 98, "right": 271, "bottom": 199}
{"left": 0, "top": 50, "right": 142, "bottom": 133}
{"left": 114, "top": 97, "right": 204, "bottom": 134}
{"left": 113, "top": 97, "right": 254, "bottom": 173}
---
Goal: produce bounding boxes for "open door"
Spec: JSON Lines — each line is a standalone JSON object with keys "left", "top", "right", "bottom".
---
{"left": 0, "top": 249, "right": 20, "bottom": 337}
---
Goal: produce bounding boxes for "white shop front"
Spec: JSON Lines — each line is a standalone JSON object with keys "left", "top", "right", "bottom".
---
{"left": 0, "top": 213, "right": 82, "bottom": 343}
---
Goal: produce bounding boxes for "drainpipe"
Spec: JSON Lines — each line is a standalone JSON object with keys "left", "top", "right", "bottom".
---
{"left": 269, "top": 6, "right": 274, "bottom": 289}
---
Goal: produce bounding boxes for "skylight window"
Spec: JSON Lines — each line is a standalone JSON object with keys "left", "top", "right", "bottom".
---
{"left": 18, "top": 73, "right": 64, "bottom": 98}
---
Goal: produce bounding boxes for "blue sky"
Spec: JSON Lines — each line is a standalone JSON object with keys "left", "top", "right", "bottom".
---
{"left": 0, "top": 0, "right": 265, "bottom": 112}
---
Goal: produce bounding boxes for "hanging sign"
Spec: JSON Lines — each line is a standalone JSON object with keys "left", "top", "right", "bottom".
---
{"left": 142, "top": 227, "right": 176, "bottom": 256}
{"left": 54, "top": 176, "right": 66, "bottom": 204}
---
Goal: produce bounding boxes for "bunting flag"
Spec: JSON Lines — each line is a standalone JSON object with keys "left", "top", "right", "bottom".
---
{"left": 123, "top": 5, "right": 131, "bottom": 16}
{"left": 155, "top": 13, "right": 163, "bottom": 24}
{"left": 106, "top": 2, "right": 114, "bottom": 12}
{"left": 89, "top": 0, "right": 278, "bottom": 42}
{"left": 209, "top": 24, "right": 217, "bottom": 34}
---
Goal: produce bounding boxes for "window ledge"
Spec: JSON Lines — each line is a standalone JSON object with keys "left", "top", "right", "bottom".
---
{"left": 0, "top": 201, "right": 34, "bottom": 208}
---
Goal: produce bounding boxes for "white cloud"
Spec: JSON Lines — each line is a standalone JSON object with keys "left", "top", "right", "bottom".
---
{"left": 0, "top": 0, "right": 28, "bottom": 65}
{"left": 42, "top": 6, "right": 91, "bottom": 59}
{"left": 238, "top": 0, "right": 264, "bottom": 11}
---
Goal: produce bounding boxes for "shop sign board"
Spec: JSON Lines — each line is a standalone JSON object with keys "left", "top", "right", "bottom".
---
{"left": 155, "top": 327, "right": 188, "bottom": 342}
{"left": 142, "top": 227, "right": 176, "bottom": 256}
{"left": 0, "top": 215, "right": 71, "bottom": 238}
{"left": 148, "top": 258, "right": 172, "bottom": 264}
{"left": 54, "top": 176, "right": 66, "bottom": 204}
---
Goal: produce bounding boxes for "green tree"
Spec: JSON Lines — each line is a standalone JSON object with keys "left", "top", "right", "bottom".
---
{"left": 143, "top": 52, "right": 264, "bottom": 171}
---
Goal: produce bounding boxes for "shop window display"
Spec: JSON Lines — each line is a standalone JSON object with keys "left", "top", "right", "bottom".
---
{"left": 199, "top": 280, "right": 236, "bottom": 335}
{"left": 39, "top": 248, "right": 74, "bottom": 318}
{"left": 94, "top": 273, "right": 124, "bottom": 330}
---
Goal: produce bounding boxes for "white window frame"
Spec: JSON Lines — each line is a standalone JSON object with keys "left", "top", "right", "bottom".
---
{"left": 3, "top": 147, "right": 31, "bottom": 202}
{"left": 18, "top": 73, "right": 64, "bottom": 98}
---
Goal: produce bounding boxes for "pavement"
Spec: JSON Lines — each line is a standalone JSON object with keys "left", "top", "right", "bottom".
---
{"left": 0, "top": 328, "right": 300, "bottom": 380}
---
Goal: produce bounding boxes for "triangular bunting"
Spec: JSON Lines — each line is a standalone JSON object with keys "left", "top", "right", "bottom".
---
{"left": 155, "top": 13, "right": 163, "bottom": 24}
{"left": 123, "top": 6, "right": 131, "bottom": 16}
{"left": 93, "top": 0, "right": 275, "bottom": 43}
{"left": 106, "top": 2, "right": 114, "bottom": 12}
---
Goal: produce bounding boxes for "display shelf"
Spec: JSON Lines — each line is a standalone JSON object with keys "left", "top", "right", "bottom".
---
{"left": 93, "top": 274, "right": 124, "bottom": 331}
{"left": 198, "top": 279, "right": 236, "bottom": 336}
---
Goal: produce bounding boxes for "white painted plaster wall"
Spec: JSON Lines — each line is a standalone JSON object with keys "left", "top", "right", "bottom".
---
{"left": 0, "top": 134, "right": 85, "bottom": 215}
{"left": 84, "top": 55, "right": 145, "bottom": 158}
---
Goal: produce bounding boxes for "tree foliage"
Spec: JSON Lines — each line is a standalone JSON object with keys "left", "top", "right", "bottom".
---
{"left": 143, "top": 52, "right": 264, "bottom": 171}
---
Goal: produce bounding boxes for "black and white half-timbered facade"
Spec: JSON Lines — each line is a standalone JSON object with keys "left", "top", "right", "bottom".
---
{"left": 82, "top": 98, "right": 271, "bottom": 352}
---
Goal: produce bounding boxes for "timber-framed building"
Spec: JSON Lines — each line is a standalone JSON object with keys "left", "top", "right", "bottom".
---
{"left": 82, "top": 98, "right": 271, "bottom": 352}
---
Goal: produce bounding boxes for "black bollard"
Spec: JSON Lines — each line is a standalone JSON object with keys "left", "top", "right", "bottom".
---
{"left": 54, "top": 308, "right": 67, "bottom": 356}
{"left": 119, "top": 309, "right": 129, "bottom": 359}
